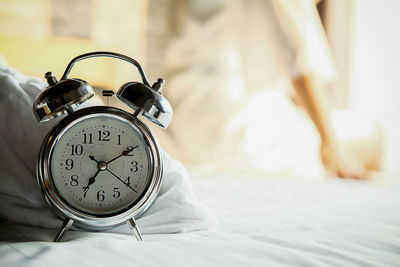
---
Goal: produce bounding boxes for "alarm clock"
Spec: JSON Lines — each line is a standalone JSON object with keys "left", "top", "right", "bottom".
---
{"left": 33, "top": 52, "right": 172, "bottom": 242}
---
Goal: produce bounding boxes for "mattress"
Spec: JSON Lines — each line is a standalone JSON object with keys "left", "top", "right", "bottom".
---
{"left": 1, "top": 175, "right": 399, "bottom": 267}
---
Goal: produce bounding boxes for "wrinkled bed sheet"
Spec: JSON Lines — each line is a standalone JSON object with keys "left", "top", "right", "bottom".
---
{"left": 1, "top": 176, "right": 399, "bottom": 267}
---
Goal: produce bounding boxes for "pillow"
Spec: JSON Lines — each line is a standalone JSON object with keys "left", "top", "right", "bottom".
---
{"left": 0, "top": 60, "right": 215, "bottom": 235}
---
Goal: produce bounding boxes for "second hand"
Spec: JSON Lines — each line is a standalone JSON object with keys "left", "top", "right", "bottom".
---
{"left": 106, "top": 168, "right": 137, "bottom": 193}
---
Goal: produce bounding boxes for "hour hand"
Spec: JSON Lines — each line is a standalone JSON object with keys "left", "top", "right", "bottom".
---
{"left": 89, "top": 155, "right": 100, "bottom": 163}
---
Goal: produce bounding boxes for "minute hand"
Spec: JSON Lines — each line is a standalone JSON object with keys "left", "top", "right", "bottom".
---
{"left": 106, "top": 145, "right": 138, "bottom": 164}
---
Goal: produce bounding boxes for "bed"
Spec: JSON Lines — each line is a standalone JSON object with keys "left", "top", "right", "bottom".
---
{"left": 1, "top": 175, "right": 400, "bottom": 266}
{"left": 1, "top": 62, "right": 399, "bottom": 267}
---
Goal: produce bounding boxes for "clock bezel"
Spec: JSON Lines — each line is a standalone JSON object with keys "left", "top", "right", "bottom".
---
{"left": 36, "top": 106, "right": 163, "bottom": 229}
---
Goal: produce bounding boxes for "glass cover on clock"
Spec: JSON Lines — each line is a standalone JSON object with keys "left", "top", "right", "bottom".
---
{"left": 50, "top": 114, "right": 152, "bottom": 216}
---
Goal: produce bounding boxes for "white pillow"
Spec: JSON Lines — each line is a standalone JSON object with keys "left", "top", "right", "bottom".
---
{"left": 0, "top": 61, "right": 215, "bottom": 234}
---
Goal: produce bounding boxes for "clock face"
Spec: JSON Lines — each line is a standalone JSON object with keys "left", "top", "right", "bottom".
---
{"left": 49, "top": 113, "right": 152, "bottom": 216}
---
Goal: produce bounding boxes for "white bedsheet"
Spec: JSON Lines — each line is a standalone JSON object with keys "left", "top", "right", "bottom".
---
{"left": 1, "top": 175, "right": 399, "bottom": 267}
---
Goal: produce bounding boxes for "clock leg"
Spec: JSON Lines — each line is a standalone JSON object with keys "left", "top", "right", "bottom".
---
{"left": 127, "top": 217, "right": 143, "bottom": 241}
{"left": 54, "top": 218, "right": 74, "bottom": 242}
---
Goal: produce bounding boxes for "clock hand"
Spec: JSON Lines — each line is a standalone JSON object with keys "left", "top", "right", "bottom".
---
{"left": 106, "top": 168, "right": 137, "bottom": 193}
{"left": 82, "top": 169, "right": 101, "bottom": 197}
{"left": 106, "top": 145, "right": 138, "bottom": 164}
{"left": 89, "top": 155, "right": 100, "bottom": 163}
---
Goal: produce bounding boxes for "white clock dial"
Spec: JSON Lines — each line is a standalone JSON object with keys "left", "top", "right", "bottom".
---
{"left": 50, "top": 114, "right": 151, "bottom": 215}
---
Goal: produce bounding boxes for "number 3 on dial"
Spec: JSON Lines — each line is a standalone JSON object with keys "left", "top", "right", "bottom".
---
{"left": 131, "top": 161, "right": 138, "bottom": 172}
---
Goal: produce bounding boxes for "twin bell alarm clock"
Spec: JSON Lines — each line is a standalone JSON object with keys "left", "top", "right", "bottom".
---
{"left": 33, "top": 52, "right": 172, "bottom": 242}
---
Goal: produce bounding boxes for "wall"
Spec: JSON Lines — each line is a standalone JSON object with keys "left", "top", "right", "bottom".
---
{"left": 350, "top": 0, "right": 400, "bottom": 174}
{"left": 0, "top": 0, "right": 148, "bottom": 89}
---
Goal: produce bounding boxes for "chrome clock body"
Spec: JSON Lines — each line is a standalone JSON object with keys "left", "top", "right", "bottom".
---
{"left": 33, "top": 52, "right": 172, "bottom": 242}
{"left": 37, "top": 106, "right": 163, "bottom": 230}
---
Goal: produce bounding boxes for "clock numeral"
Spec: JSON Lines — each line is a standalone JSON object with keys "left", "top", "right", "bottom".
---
{"left": 71, "top": 144, "right": 83, "bottom": 155}
{"left": 70, "top": 175, "right": 79, "bottom": 186}
{"left": 113, "top": 187, "right": 120, "bottom": 198}
{"left": 97, "top": 190, "right": 105, "bottom": 202}
{"left": 124, "top": 176, "right": 131, "bottom": 186}
{"left": 83, "top": 133, "right": 93, "bottom": 144}
{"left": 117, "top": 134, "right": 121, "bottom": 145}
{"left": 65, "top": 158, "right": 74, "bottom": 170}
{"left": 83, "top": 187, "right": 89, "bottom": 198}
{"left": 98, "top": 130, "right": 110, "bottom": 141}
{"left": 130, "top": 161, "right": 138, "bottom": 172}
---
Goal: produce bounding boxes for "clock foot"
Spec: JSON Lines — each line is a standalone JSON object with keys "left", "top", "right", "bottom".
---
{"left": 54, "top": 218, "right": 74, "bottom": 242}
{"left": 127, "top": 217, "right": 143, "bottom": 241}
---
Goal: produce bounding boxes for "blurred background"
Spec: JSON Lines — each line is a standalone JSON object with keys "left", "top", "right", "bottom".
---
{"left": 1, "top": 0, "right": 399, "bottom": 179}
